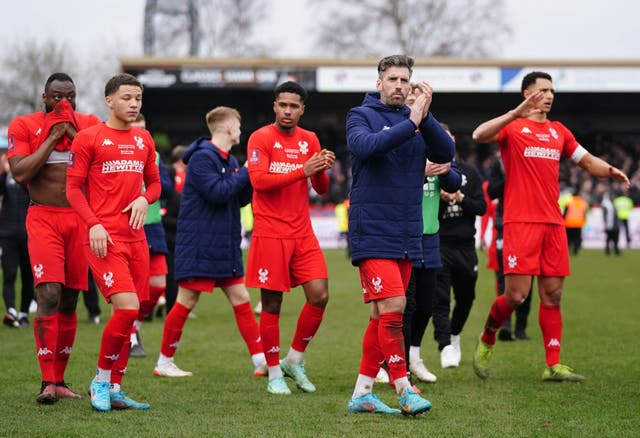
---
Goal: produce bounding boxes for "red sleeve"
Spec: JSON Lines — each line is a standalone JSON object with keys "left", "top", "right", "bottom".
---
{"left": 247, "top": 131, "right": 306, "bottom": 191}
{"left": 66, "top": 133, "right": 100, "bottom": 227}
{"left": 311, "top": 172, "right": 329, "bottom": 194}
{"left": 557, "top": 122, "right": 580, "bottom": 158}
{"left": 141, "top": 139, "right": 161, "bottom": 204}
{"left": 7, "top": 117, "right": 33, "bottom": 158}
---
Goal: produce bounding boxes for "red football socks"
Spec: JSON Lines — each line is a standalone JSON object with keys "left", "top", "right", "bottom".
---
{"left": 54, "top": 312, "right": 77, "bottom": 382}
{"left": 34, "top": 314, "right": 58, "bottom": 382}
{"left": 481, "top": 295, "right": 515, "bottom": 345}
{"left": 233, "top": 302, "right": 263, "bottom": 356}
{"left": 291, "top": 303, "right": 325, "bottom": 353}
{"left": 359, "top": 317, "right": 384, "bottom": 377}
{"left": 160, "top": 302, "right": 191, "bottom": 358}
{"left": 260, "top": 310, "right": 281, "bottom": 367}
{"left": 97, "top": 309, "right": 137, "bottom": 371}
{"left": 377, "top": 312, "right": 406, "bottom": 382}
{"left": 539, "top": 304, "right": 562, "bottom": 366}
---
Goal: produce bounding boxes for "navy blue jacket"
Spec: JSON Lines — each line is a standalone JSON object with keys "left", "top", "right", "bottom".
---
{"left": 174, "top": 137, "right": 252, "bottom": 281}
{"left": 346, "top": 93, "right": 455, "bottom": 264}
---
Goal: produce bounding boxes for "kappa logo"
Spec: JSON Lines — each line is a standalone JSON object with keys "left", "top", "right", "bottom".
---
{"left": 37, "top": 347, "right": 53, "bottom": 356}
{"left": 59, "top": 346, "right": 72, "bottom": 355}
{"left": 133, "top": 135, "right": 145, "bottom": 150}
{"left": 371, "top": 276, "right": 383, "bottom": 293}
{"left": 103, "top": 272, "right": 114, "bottom": 288}
{"left": 298, "top": 141, "right": 309, "bottom": 154}
{"left": 547, "top": 338, "right": 561, "bottom": 347}
{"left": 521, "top": 127, "right": 532, "bottom": 134}
{"left": 169, "top": 341, "right": 180, "bottom": 349}
{"left": 35, "top": 128, "right": 42, "bottom": 136}
{"left": 258, "top": 268, "right": 269, "bottom": 284}
{"left": 256, "top": 336, "right": 262, "bottom": 343}
{"left": 266, "top": 346, "right": 280, "bottom": 354}
{"left": 104, "top": 353, "right": 119, "bottom": 361}
{"left": 507, "top": 254, "right": 517, "bottom": 269}
{"left": 388, "top": 354, "right": 404, "bottom": 364}
{"left": 302, "top": 336, "right": 314, "bottom": 342}
{"left": 33, "top": 264, "right": 44, "bottom": 279}
{"left": 101, "top": 138, "right": 114, "bottom": 146}
{"left": 273, "top": 141, "right": 283, "bottom": 149}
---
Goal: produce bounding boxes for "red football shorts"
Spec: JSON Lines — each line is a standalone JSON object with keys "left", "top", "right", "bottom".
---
{"left": 87, "top": 240, "right": 150, "bottom": 303}
{"left": 503, "top": 222, "right": 570, "bottom": 277}
{"left": 246, "top": 235, "right": 328, "bottom": 292}
{"left": 358, "top": 258, "right": 413, "bottom": 303}
{"left": 149, "top": 253, "right": 168, "bottom": 276}
{"left": 26, "top": 205, "right": 88, "bottom": 290}
{"left": 178, "top": 276, "right": 244, "bottom": 293}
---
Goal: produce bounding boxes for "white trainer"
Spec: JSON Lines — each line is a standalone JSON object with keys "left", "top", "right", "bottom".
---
{"left": 440, "top": 345, "right": 459, "bottom": 368}
{"left": 375, "top": 367, "right": 390, "bottom": 383}
{"left": 153, "top": 361, "right": 193, "bottom": 377}
{"left": 409, "top": 359, "right": 437, "bottom": 383}
{"left": 450, "top": 334, "right": 462, "bottom": 364}
{"left": 253, "top": 362, "right": 268, "bottom": 377}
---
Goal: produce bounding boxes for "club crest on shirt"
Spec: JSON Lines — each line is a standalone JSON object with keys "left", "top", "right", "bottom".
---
{"left": 134, "top": 135, "right": 145, "bottom": 150}
{"left": 298, "top": 141, "right": 308, "bottom": 154}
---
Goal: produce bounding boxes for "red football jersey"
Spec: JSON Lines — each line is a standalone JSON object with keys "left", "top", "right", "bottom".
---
{"left": 247, "top": 124, "right": 329, "bottom": 238}
{"left": 66, "top": 123, "right": 160, "bottom": 242}
{"left": 497, "top": 118, "right": 579, "bottom": 225}
{"left": 7, "top": 111, "right": 100, "bottom": 158}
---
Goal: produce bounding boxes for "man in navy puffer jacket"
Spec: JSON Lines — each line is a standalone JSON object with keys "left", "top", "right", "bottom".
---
{"left": 345, "top": 55, "right": 455, "bottom": 416}
{"left": 153, "top": 107, "right": 267, "bottom": 378}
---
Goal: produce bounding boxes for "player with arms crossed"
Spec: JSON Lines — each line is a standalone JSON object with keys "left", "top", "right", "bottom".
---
{"left": 7, "top": 73, "right": 100, "bottom": 403}
{"left": 66, "top": 73, "right": 161, "bottom": 411}
{"left": 246, "top": 81, "right": 335, "bottom": 395}
{"left": 471, "top": 71, "right": 629, "bottom": 382}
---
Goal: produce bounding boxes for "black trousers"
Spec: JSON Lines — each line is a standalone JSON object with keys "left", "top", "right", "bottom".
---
{"left": 605, "top": 228, "right": 620, "bottom": 255}
{"left": 433, "top": 245, "right": 477, "bottom": 350}
{"left": 404, "top": 267, "right": 437, "bottom": 368}
{"left": 566, "top": 227, "right": 582, "bottom": 255}
{"left": 1, "top": 236, "right": 34, "bottom": 314}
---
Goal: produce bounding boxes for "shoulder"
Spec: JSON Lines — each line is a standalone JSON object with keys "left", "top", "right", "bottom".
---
{"left": 75, "top": 112, "right": 101, "bottom": 128}
{"left": 8, "top": 112, "right": 40, "bottom": 129}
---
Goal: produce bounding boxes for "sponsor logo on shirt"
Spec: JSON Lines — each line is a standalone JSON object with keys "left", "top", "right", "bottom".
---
{"left": 101, "top": 138, "right": 114, "bottom": 146}
{"left": 118, "top": 144, "right": 136, "bottom": 155}
{"left": 268, "top": 161, "right": 303, "bottom": 174}
{"left": 523, "top": 146, "right": 561, "bottom": 161}
{"left": 101, "top": 159, "right": 145, "bottom": 174}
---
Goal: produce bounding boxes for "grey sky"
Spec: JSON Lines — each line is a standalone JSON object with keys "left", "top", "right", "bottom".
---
{"left": 1, "top": 0, "right": 639, "bottom": 59}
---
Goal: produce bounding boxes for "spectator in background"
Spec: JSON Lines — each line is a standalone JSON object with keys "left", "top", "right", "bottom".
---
{"left": 613, "top": 189, "right": 633, "bottom": 248}
{"left": 433, "top": 133, "right": 486, "bottom": 369}
{"left": 602, "top": 189, "right": 621, "bottom": 255}
{"left": 162, "top": 145, "right": 187, "bottom": 313}
{"left": 1, "top": 150, "right": 33, "bottom": 328}
{"left": 563, "top": 190, "right": 589, "bottom": 255}
{"left": 8, "top": 72, "right": 101, "bottom": 403}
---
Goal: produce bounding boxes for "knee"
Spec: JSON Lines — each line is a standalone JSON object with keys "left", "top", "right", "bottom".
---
{"left": 307, "top": 289, "right": 329, "bottom": 308}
